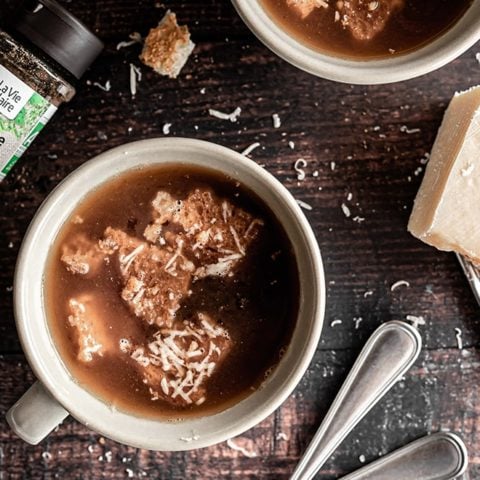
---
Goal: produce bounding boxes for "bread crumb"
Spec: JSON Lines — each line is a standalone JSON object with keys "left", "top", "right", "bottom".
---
{"left": 287, "top": 0, "right": 328, "bottom": 19}
{"left": 140, "top": 11, "right": 195, "bottom": 79}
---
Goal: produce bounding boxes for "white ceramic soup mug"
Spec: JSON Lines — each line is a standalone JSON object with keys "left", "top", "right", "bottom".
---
{"left": 232, "top": 0, "right": 480, "bottom": 84}
{"left": 7, "top": 138, "right": 325, "bottom": 450}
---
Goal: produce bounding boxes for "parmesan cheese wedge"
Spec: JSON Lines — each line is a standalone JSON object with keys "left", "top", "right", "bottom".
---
{"left": 408, "top": 86, "right": 480, "bottom": 264}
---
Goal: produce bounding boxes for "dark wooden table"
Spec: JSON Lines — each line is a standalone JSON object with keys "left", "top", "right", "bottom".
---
{"left": 1, "top": 1, "right": 480, "bottom": 478}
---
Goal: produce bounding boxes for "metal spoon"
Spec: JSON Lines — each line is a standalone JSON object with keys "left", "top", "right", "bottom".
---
{"left": 457, "top": 254, "right": 480, "bottom": 308}
{"left": 290, "top": 320, "right": 422, "bottom": 480}
{"left": 339, "top": 432, "right": 469, "bottom": 480}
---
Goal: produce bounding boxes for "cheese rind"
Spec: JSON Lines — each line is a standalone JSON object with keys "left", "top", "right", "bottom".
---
{"left": 408, "top": 85, "right": 480, "bottom": 263}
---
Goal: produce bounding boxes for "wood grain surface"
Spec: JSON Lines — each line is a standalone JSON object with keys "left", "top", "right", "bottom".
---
{"left": 1, "top": 0, "right": 480, "bottom": 478}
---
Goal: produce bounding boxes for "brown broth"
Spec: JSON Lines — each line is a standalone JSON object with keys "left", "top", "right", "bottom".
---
{"left": 44, "top": 165, "right": 300, "bottom": 420}
{"left": 260, "top": 0, "right": 472, "bottom": 59}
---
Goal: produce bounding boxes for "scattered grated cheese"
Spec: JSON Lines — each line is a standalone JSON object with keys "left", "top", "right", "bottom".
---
{"left": 92, "top": 80, "right": 111, "bottom": 92}
{"left": 363, "top": 290, "right": 374, "bottom": 298}
{"left": 129, "top": 313, "right": 230, "bottom": 405}
{"left": 330, "top": 319, "right": 342, "bottom": 327}
{"left": 272, "top": 113, "right": 281, "bottom": 128}
{"left": 390, "top": 280, "right": 410, "bottom": 291}
{"left": 226, "top": 438, "right": 257, "bottom": 458}
{"left": 119, "top": 244, "right": 145, "bottom": 274}
{"left": 119, "top": 338, "right": 131, "bottom": 353}
{"left": 288, "top": 141, "right": 295, "bottom": 150}
{"left": 341, "top": 203, "right": 351, "bottom": 218}
{"left": 406, "top": 315, "right": 426, "bottom": 328}
{"left": 353, "top": 216, "right": 365, "bottom": 224}
{"left": 163, "top": 123, "right": 172, "bottom": 135}
{"left": 180, "top": 431, "right": 200, "bottom": 442}
{"left": 455, "top": 328, "right": 463, "bottom": 350}
{"left": 241, "top": 142, "right": 261, "bottom": 156}
{"left": 476, "top": 52, "right": 480, "bottom": 64}
{"left": 296, "top": 199, "right": 313, "bottom": 211}
{"left": 330, "top": 161, "right": 336, "bottom": 171}
{"left": 400, "top": 125, "right": 421, "bottom": 134}
{"left": 208, "top": 107, "right": 242, "bottom": 123}
{"left": 229, "top": 226, "right": 245, "bottom": 255}
{"left": 42, "top": 452, "right": 52, "bottom": 461}
{"left": 359, "top": 454, "right": 366, "bottom": 463}
{"left": 420, "top": 153, "right": 430, "bottom": 165}
{"left": 276, "top": 432, "right": 289, "bottom": 441}
{"left": 346, "top": 192, "right": 353, "bottom": 201}
{"left": 294, "top": 158, "right": 307, "bottom": 181}
{"left": 461, "top": 164, "right": 475, "bottom": 177}
{"left": 129, "top": 63, "right": 142, "bottom": 97}
{"left": 116, "top": 32, "right": 142, "bottom": 50}
{"left": 354, "top": 317, "right": 363, "bottom": 329}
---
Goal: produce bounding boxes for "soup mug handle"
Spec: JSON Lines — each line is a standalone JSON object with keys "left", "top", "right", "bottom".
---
{"left": 6, "top": 381, "right": 69, "bottom": 444}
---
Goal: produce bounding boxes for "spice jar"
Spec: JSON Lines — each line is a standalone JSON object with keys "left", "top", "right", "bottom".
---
{"left": 0, "top": 0, "right": 103, "bottom": 181}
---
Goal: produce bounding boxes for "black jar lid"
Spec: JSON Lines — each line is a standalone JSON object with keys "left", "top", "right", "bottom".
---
{"left": 12, "top": 0, "right": 104, "bottom": 79}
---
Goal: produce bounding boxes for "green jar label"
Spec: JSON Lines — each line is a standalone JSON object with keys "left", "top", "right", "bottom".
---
{"left": 0, "top": 64, "right": 57, "bottom": 181}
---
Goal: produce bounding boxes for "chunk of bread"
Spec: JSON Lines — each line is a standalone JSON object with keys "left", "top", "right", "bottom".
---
{"left": 338, "top": 0, "right": 405, "bottom": 41}
{"left": 287, "top": 0, "right": 329, "bottom": 19}
{"left": 124, "top": 313, "right": 232, "bottom": 407}
{"left": 67, "top": 294, "right": 115, "bottom": 363}
{"left": 140, "top": 10, "right": 195, "bottom": 79}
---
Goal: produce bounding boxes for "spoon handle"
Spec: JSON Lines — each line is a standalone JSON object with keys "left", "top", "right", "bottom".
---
{"left": 339, "top": 432, "right": 468, "bottom": 480}
{"left": 457, "top": 254, "right": 480, "bottom": 308}
{"left": 290, "top": 321, "right": 422, "bottom": 480}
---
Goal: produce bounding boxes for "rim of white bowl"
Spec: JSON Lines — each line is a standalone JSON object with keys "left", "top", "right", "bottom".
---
{"left": 232, "top": 0, "right": 480, "bottom": 84}
{"left": 14, "top": 138, "right": 326, "bottom": 450}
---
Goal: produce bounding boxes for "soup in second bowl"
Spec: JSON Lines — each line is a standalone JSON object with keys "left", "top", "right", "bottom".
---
{"left": 260, "top": 0, "right": 472, "bottom": 59}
